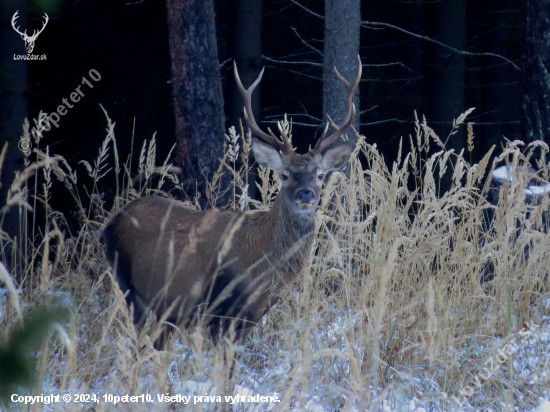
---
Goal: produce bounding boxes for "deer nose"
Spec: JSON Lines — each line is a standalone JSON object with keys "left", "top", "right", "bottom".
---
{"left": 296, "top": 188, "right": 314, "bottom": 204}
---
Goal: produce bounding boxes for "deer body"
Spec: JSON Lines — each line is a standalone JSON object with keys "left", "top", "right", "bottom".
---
{"left": 104, "top": 56, "right": 362, "bottom": 343}
{"left": 104, "top": 190, "right": 315, "bottom": 340}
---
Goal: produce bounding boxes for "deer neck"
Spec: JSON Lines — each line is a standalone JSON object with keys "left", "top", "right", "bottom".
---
{"left": 259, "top": 193, "right": 316, "bottom": 280}
{"left": 271, "top": 193, "right": 316, "bottom": 242}
{"left": 245, "top": 193, "right": 316, "bottom": 283}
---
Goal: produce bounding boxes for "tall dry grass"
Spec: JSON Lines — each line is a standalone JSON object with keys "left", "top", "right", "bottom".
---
{"left": 0, "top": 109, "right": 549, "bottom": 411}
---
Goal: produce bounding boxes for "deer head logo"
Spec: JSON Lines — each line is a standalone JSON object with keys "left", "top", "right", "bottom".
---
{"left": 11, "top": 11, "right": 49, "bottom": 54}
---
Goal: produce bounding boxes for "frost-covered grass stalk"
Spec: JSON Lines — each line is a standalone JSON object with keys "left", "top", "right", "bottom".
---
{"left": 0, "top": 109, "right": 549, "bottom": 411}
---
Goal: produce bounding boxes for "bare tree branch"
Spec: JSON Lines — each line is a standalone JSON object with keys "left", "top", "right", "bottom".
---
{"left": 219, "top": 58, "right": 232, "bottom": 68}
{"left": 362, "top": 20, "right": 520, "bottom": 71}
{"left": 262, "top": 56, "right": 322, "bottom": 67}
{"left": 364, "top": 76, "right": 424, "bottom": 83}
{"left": 263, "top": 64, "right": 322, "bottom": 81}
{"left": 265, "top": 113, "right": 322, "bottom": 123}
{"left": 289, "top": 0, "right": 324, "bottom": 20}
{"left": 360, "top": 118, "right": 401, "bottom": 126}
{"left": 357, "top": 105, "right": 379, "bottom": 117}
{"left": 291, "top": 27, "right": 323, "bottom": 57}
{"left": 364, "top": 62, "right": 413, "bottom": 72}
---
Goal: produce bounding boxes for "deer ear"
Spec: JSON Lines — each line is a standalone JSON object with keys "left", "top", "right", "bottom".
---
{"left": 252, "top": 138, "right": 283, "bottom": 171}
{"left": 321, "top": 142, "right": 353, "bottom": 171}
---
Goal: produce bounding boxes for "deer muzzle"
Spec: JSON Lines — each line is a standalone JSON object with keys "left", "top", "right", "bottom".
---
{"left": 296, "top": 188, "right": 315, "bottom": 210}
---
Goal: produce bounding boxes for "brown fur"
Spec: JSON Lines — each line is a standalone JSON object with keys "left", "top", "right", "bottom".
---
{"left": 104, "top": 187, "right": 315, "bottom": 342}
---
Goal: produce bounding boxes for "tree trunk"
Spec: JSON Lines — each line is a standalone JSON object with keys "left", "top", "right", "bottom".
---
{"left": 0, "top": 0, "right": 28, "bottom": 248}
{"left": 166, "top": 0, "right": 226, "bottom": 203}
{"left": 227, "top": 0, "right": 263, "bottom": 132}
{"left": 426, "top": 0, "right": 466, "bottom": 192}
{"left": 226, "top": 0, "right": 263, "bottom": 200}
{"left": 480, "top": 2, "right": 521, "bottom": 154}
{"left": 522, "top": 0, "right": 550, "bottom": 144}
{"left": 427, "top": 0, "right": 466, "bottom": 147}
{"left": 323, "top": 0, "right": 361, "bottom": 138}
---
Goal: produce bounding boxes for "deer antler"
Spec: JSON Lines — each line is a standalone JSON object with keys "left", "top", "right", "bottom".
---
{"left": 314, "top": 55, "right": 362, "bottom": 154}
{"left": 234, "top": 62, "right": 293, "bottom": 154}
{"left": 11, "top": 11, "right": 26, "bottom": 37}
{"left": 11, "top": 12, "right": 49, "bottom": 40}
{"left": 28, "top": 13, "right": 49, "bottom": 41}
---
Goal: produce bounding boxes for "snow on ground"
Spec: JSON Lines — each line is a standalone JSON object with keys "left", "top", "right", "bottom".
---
{"left": 526, "top": 398, "right": 550, "bottom": 412}
{"left": 166, "top": 310, "right": 549, "bottom": 411}
{"left": 492, "top": 166, "right": 536, "bottom": 185}
{"left": 2, "top": 265, "right": 549, "bottom": 411}
{"left": 493, "top": 165, "right": 550, "bottom": 201}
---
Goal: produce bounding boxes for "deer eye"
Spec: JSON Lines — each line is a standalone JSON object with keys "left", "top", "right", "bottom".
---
{"left": 281, "top": 172, "right": 290, "bottom": 181}
{"left": 318, "top": 174, "right": 325, "bottom": 180}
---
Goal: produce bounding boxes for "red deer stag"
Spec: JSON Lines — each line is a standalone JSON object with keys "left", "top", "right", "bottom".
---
{"left": 103, "top": 56, "right": 361, "bottom": 344}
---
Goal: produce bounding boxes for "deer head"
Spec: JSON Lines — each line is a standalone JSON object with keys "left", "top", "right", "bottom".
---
{"left": 12, "top": 11, "right": 49, "bottom": 54}
{"left": 234, "top": 55, "right": 361, "bottom": 218}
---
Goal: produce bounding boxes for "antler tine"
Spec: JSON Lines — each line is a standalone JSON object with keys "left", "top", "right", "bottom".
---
{"left": 318, "top": 121, "right": 330, "bottom": 142}
{"left": 11, "top": 11, "right": 26, "bottom": 37}
{"left": 30, "top": 13, "right": 49, "bottom": 39}
{"left": 315, "top": 55, "right": 362, "bottom": 153}
{"left": 234, "top": 62, "right": 292, "bottom": 153}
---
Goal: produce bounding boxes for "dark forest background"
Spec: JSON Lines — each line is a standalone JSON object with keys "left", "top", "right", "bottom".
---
{"left": 1, "top": 0, "right": 548, "bottom": 216}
